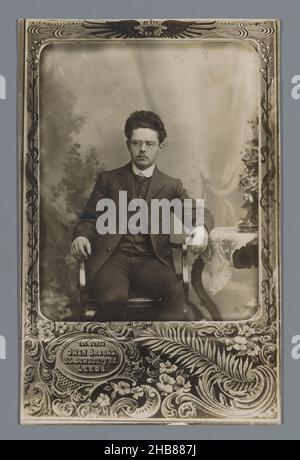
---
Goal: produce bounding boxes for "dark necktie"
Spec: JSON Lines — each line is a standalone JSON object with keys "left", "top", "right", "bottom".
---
{"left": 134, "top": 173, "right": 150, "bottom": 199}
{"left": 135, "top": 174, "right": 147, "bottom": 184}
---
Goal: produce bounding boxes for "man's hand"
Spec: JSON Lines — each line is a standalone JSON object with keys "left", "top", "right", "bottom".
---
{"left": 186, "top": 226, "right": 209, "bottom": 252}
{"left": 71, "top": 236, "right": 91, "bottom": 260}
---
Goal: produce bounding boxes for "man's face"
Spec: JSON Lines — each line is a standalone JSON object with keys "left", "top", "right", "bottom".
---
{"left": 127, "top": 127, "right": 164, "bottom": 170}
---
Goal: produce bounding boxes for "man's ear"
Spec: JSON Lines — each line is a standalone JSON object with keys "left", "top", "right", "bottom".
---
{"left": 159, "top": 141, "right": 165, "bottom": 151}
{"left": 126, "top": 139, "right": 130, "bottom": 151}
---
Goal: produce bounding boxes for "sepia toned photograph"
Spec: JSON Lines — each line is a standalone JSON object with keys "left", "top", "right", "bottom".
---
{"left": 39, "top": 35, "right": 260, "bottom": 323}
{"left": 20, "top": 18, "right": 280, "bottom": 424}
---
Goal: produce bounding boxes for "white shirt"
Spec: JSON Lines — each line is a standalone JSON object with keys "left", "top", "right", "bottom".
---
{"left": 132, "top": 161, "right": 156, "bottom": 178}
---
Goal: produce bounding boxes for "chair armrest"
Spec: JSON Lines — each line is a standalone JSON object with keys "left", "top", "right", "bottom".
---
{"left": 79, "top": 261, "right": 86, "bottom": 291}
{"left": 170, "top": 238, "right": 189, "bottom": 295}
{"left": 181, "top": 239, "right": 189, "bottom": 296}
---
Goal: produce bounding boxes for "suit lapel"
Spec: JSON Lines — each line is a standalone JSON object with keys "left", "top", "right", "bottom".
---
{"left": 117, "top": 162, "right": 135, "bottom": 200}
{"left": 145, "top": 166, "right": 165, "bottom": 202}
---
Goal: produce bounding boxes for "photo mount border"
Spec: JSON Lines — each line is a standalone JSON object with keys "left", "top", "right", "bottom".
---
{"left": 20, "top": 18, "right": 281, "bottom": 424}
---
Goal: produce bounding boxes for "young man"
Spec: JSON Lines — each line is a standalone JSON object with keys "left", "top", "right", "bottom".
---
{"left": 71, "top": 110, "right": 214, "bottom": 321}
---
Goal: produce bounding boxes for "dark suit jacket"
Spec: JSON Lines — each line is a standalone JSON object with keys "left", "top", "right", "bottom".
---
{"left": 73, "top": 162, "right": 214, "bottom": 286}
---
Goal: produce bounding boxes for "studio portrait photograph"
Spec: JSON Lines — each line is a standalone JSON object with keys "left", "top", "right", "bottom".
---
{"left": 39, "top": 37, "right": 260, "bottom": 323}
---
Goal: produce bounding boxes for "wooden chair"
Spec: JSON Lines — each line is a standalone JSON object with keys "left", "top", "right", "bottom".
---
{"left": 78, "top": 239, "right": 202, "bottom": 321}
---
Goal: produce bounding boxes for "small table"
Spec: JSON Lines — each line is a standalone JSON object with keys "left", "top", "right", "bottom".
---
{"left": 191, "top": 226, "right": 258, "bottom": 320}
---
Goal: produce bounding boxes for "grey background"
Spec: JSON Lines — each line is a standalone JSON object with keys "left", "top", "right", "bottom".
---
{"left": 0, "top": 0, "right": 298, "bottom": 440}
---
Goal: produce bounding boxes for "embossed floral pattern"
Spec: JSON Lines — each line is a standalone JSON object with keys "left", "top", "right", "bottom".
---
{"left": 159, "top": 360, "right": 178, "bottom": 374}
{"left": 156, "top": 374, "right": 176, "bottom": 395}
{"left": 37, "top": 320, "right": 55, "bottom": 342}
{"left": 174, "top": 376, "right": 192, "bottom": 394}
{"left": 95, "top": 393, "right": 110, "bottom": 407}
{"left": 221, "top": 324, "right": 267, "bottom": 358}
{"left": 131, "top": 386, "right": 144, "bottom": 400}
{"left": 111, "top": 381, "right": 131, "bottom": 397}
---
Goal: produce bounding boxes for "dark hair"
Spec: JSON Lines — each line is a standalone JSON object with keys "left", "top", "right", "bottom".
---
{"left": 124, "top": 110, "right": 167, "bottom": 144}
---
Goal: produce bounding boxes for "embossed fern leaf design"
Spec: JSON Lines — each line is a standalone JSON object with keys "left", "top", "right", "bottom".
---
{"left": 136, "top": 326, "right": 253, "bottom": 388}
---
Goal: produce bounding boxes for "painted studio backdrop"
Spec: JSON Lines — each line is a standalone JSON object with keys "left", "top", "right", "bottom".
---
{"left": 39, "top": 40, "right": 260, "bottom": 321}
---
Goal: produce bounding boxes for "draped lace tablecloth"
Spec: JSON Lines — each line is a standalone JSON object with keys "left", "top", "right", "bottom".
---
{"left": 201, "top": 226, "right": 258, "bottom": 295}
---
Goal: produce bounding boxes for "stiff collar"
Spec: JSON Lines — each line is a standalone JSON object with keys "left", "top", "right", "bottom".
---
{"left": 132, "top": 161, "right": 156, "bottom": 178}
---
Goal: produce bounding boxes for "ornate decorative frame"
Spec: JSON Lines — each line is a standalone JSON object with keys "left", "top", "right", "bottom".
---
{"left": 19, "top": 18, "right": 280, "bottom": 424}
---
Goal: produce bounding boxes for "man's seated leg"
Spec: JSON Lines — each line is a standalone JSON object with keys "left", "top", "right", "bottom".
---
{"left": 90, "top": 252, "right": 130, "bottom": 321}
{"left": 132, "top": 258, "right": 184, "bottom": 321}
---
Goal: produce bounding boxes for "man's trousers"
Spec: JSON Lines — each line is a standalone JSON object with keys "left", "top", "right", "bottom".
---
{"left": 90, "top": 250, "right": 184, "bottom": 321}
